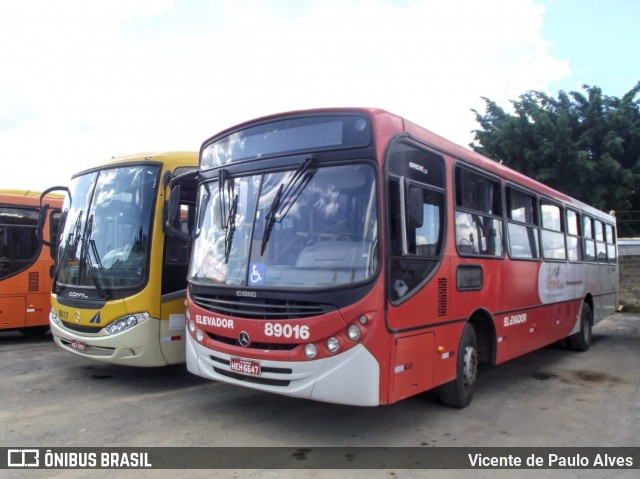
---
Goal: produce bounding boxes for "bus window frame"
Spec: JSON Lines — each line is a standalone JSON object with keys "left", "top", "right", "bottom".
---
{"left": 582, "top": 215, "right": 597, "bottom": 263}
{"left": 594, "top": 218, "right": 607, "bottom": 263}
{"left": 0, "top": 205, "right": 42, "bottom": 281}
{"left": 565, "top": 207, "right": 582, "bottom": 262}
{"left": 539, "top": 199, "right": 567, "bottom": 261}
{"left": 506, "top": 184, "right": 540, "bottom": 261}
{"left": 605, "top": 223, "right": 617, "bottom": 263}
{"left": 453, "top": 163, "right": 505, "bottom": 258}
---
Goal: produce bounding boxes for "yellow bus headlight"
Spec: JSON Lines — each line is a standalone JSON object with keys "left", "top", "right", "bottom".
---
{"left": 49, "top": 308, "right": 59, "bottom": 324}
{"left": 105, "top": 312, "right": 150, "bottom": 335}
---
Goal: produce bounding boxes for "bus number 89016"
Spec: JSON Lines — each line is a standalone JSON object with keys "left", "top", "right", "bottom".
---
{"left": 264, "top": 323, "right": 310, "bottom": 340}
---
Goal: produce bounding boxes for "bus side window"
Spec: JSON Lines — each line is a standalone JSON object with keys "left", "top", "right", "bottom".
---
{"left": 594, "top": 219, "right": 607, "bottom": 262}
{"left": 407, "top": 185, "right": 444, "bottom": 257}
{"left": 583, "top": 216, "right": 596, "bottom": 262}
{"left": 0, "top": 206, "right": 40, "bottom": 279}
{"left": 566, "top": 209, "right": 582, "bottom": 262}
{"left": 605, "top": 224, "right": 617, "bottom": 263}
{"left": 162, "top": 202, "right": 194, "bottom": 295}
{"left": 506, "top": 187, "right": 539, "bottom": 260}
{"left": 540, "top": 201, "right": 566, "bottom": 260}
{"left": 454, "top": 167, "right": 503, "bottom": 257}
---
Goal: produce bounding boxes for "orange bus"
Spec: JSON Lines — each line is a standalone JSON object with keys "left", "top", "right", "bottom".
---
{"left": 0, "top": 189, "right": 62, "bottom": 336}
{"left": 172, "top": 108, "right": 618, "bottom": 407}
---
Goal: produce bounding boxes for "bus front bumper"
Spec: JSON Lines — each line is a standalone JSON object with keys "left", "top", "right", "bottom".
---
{"left": 186, "top": 333, "right": 381, "bottom": 406}
{"left": 50, "top": 316, "right": 168, "bottom": 367}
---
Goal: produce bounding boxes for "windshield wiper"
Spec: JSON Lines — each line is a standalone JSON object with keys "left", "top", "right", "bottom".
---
{"left": 79, "top": 214, "right": 108, "bottom": 299}
{"left": 224, "top": 193, "right": 238, "bottom": 263}
{"left": 218, "top": 169, "right": 238, "bottom": 264}
{"left": 261, "top": 157, "right": 315, "bottom": 255}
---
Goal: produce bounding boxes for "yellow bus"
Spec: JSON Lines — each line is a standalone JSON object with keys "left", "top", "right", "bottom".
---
{"left": 48, "top": 152, "right": 198, "bottom": 366}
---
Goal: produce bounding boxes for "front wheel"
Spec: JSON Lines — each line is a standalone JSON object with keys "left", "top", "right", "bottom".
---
{"left": 567, "top": 303, "right": 592, "bottom": 351}
{"left": 439, "top": 323, "right": 479, "bottom": 408}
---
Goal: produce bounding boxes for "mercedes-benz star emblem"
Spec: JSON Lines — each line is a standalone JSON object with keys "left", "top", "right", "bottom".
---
{"left": 238, "top": 331, "right": 251, "bottom": 347}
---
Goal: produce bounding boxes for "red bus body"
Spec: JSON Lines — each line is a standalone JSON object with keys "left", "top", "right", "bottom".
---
{"left": 182, "top": 108, "right": 617, "bottom": 406}
{"left": 0, "top": 190, "right": 62, "bottom": 335}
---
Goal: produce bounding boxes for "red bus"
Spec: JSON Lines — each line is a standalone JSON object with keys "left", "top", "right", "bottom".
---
{"left": 0, "top": 189, "right": 62, "bottom": 336}
{"left": 172, "top": 108, "right": 618, "bottom": 407}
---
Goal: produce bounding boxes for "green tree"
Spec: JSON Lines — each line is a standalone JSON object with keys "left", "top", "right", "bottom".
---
{"left": 471, "top": 82, "right": 640, "bottom": 237}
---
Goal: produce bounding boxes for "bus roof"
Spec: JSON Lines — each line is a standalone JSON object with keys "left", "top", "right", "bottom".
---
{"left": 0, "top": 189, "right": 64, "bottom": 207}
{"left": 0, "top": 189, "right": 65, "bottom": 201}
{"left": 200, "top": 107, "right": 615, "bottom": 224}
{"left": 71, "top": 151, "right": 198, "bottom": 178}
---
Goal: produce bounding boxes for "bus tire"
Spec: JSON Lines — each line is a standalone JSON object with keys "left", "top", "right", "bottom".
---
{"left": 439, "top": 322, "right": 479, "bottom": 408}
{"left": 567, "top": 303, "right": 592, "bottom": 352}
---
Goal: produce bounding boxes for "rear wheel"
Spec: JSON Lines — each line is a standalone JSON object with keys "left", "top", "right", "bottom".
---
{"left": 568, "top": 303, "right": 592, "bottom": 351}
{"left": 439, "top": 323, "right": 479, "bottom": 408}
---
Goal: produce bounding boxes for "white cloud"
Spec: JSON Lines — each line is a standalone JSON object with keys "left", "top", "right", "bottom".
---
{"left": 0, "top": 0, "right": 569, "bottom": 191}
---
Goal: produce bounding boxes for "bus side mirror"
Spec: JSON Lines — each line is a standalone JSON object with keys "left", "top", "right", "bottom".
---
{"left": 36, "top": 205, "right": 51, "bottom": 246}
{"left": 36, "top": 185, "right": 68, "bottom": 247}
{"left": 165, "top": 185, "right": 192, "bottom": 242}
{"left": 407, "top": 186, "right": 424, "bottom": 229}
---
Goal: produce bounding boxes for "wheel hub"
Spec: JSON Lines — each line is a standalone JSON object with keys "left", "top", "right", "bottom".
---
{"left": 463, "top": 345, "right": 479, "bottom": 386}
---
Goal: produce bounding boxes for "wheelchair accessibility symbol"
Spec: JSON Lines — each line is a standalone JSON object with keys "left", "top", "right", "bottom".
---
{"left": 249, "top": 263, "right": 265, "bottom": 286}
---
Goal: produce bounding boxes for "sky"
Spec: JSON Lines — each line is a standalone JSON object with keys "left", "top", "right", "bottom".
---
{"left": 0, "top": 0, "right": 638, "bottom": 192}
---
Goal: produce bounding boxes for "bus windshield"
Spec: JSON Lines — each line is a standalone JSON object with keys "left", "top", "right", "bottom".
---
{"left": 189, "top": 162, "right": 378, "bottom": 289}
{"left": 56, "top": 164, "right": 160, "bottom": 295}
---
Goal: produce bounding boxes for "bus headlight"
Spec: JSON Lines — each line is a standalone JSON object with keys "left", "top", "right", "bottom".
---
{"left": 49, "top": 308, "right": 59, "bottom": 325}
{"left": 304, "top": 343, "right": 317, "bottom": 359}
{"left": 188, "top": 320, "right": 196, "bottom": 333}
{"left": 326, "top": 337, "right": 340, "bottom": 353}
{"left": 196, "top": 329, "right": 204, "bottom": 343}
{"left": 347, "top": 324, "right": 361, "bottom": 341}
{"left": 105, "top": 312, "right": 150, "bottom": 335}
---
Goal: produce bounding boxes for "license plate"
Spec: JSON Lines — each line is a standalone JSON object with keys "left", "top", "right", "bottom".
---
{"left": 230, "top": 357, "right": 261, "bottom": 376}
{"left": 70, "top": 339, "right": 87, "bottom": 352}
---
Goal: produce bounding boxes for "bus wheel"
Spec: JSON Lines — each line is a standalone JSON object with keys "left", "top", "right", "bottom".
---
{"left": 567, "top": 303, "right": 592, "bottom": 352}
{"left": 439, "top": 323, "right": 479, "bottom": 408}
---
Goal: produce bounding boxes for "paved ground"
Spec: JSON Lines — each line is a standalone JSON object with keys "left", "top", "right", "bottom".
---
{"left": 1, "top": 313, "right": 638, "bottom": 479}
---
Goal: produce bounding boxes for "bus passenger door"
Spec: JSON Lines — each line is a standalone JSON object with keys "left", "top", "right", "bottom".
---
{"left": 384, "top": 146, "right": 449, "bottom": 400}
{"left": 159, "top": 291, "right": 187, "bottom": 365}
{"left": 159, "top": 202, "right": 193, "bottom": 364}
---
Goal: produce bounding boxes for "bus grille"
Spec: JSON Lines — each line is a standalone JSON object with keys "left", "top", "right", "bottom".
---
{"left": 213, "top": 368, "right": 291, "bottom": 387}
{"left": 207, "top": 332, "right": 298, "bottom": 351}
{"left": 61, "top": 321, "right": 102, "bottom": 334}
{"left": 191, "top": 294, "right": 333, "bottom": 320}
